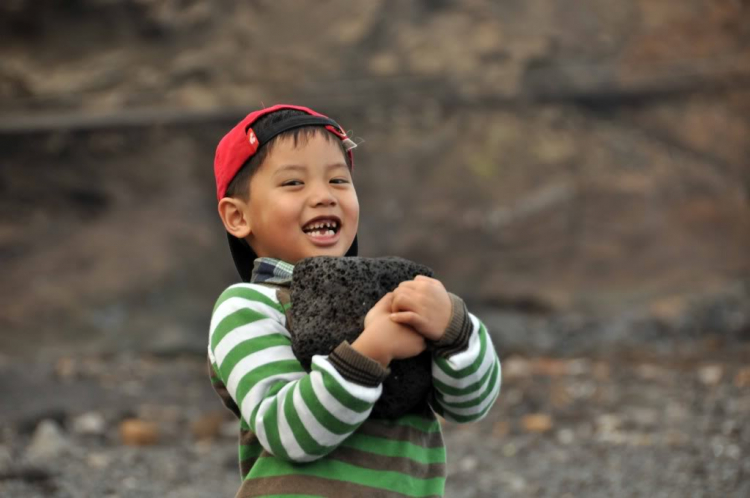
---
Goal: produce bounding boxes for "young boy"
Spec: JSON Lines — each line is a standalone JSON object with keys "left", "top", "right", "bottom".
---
{"left": 209, "top": 104, "right": 501, "bottom": 497}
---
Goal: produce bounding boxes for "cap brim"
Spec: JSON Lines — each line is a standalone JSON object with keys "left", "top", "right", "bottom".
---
{"left": 227, "top": 233, "right": 359, "bottom": 282}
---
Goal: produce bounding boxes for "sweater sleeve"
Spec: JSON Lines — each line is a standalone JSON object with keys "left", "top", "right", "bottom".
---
{"left": 208, "top": 283, "right": 387, "bottom": 463}
{"left": 429, "top": 293, "right": 502, "bottom": 423}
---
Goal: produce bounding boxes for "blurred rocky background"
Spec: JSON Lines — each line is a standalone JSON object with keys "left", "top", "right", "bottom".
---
{"left": 0, "top": 1, "right": 748, "bottom": 497}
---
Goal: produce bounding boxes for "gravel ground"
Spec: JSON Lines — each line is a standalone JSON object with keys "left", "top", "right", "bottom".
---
{"left": 1, "top": 343, "right": 749, "bottom": 497}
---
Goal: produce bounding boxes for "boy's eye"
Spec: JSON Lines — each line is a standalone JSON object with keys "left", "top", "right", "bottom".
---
{"left": 282, "top": 180, "right": 303, "bottom": 187}
{"left": 330, "top": 178, "right": 350, "bottom": 184}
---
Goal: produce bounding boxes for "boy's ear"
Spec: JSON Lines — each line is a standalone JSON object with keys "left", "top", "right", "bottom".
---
{"left": 218, "top": 197, "right": 252, "bottom": 239}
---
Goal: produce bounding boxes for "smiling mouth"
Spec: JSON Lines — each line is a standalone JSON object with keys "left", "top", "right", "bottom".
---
{"left": 302, "top": 218, "right": 340, "bottom": 237}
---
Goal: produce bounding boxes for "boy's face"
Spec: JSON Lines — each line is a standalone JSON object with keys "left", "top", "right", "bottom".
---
{"left": 244, "top": 131, "right": 359, "bottom": 264}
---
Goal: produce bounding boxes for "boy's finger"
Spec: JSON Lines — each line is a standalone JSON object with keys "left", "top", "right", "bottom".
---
{"left": 392, "top": 292, "right": 419, "bottom": 313}
{"left": 390, "top": 311, "right": 426, "bottom": 329}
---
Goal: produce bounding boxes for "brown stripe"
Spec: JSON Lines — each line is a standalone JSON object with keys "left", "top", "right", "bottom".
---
{"left": 357, "top": 419, "right": 445, "bottom": 449}
{"left": 207, "top": 356, "right": 241, "bottom": 418}
{"left": 237, "top": 474, "right": 441, "bottom": 498}
{"left": 431, "top": 293, "right": 471, "bottom": 358}
{"left": 275, "top": 287, "right": 294, "bottom": 331}
{"left": 328, "top": 445, "right": 445, "bottom": 480}
{"left": 328, "top": 342, "right": 390, "bottom": 387}
{"left": 239, "top": 457, "right": 258, "bottom": 477}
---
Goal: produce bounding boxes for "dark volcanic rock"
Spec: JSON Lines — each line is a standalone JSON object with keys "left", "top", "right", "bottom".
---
{"left": 290, "top": 256, "right": 434, "bottom": 418}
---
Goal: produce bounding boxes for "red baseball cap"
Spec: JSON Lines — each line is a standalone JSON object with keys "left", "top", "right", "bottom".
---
{"left": 214, "top": 104, "right": 359, "bottom": 281}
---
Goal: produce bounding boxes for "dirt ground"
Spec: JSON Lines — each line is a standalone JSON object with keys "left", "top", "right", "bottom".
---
{"left": 1, "top": 331, "right": 748, "bottom": 498}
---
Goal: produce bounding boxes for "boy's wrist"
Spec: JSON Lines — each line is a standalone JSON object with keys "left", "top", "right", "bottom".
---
{"left": 330, "top": 341, "right": 390, "bottom": 387}
{"left": 351, "top": 334, "right": 392, "bottom": 368}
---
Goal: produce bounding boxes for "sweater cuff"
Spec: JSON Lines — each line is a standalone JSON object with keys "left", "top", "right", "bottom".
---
{"left": 328, "top": 341, "right": 390, "bottom": 387}
{"left": 430, "top": 293, "right": 472, "bottom": 358}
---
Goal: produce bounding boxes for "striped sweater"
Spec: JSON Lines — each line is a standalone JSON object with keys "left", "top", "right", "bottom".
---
{"left": 208, "top": 261, "right": 501, "bottom": 497}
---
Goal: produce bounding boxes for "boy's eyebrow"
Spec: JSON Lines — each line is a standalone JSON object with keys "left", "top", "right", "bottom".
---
{"left": 273, "top": 163, "right": 349, "bottom": 176}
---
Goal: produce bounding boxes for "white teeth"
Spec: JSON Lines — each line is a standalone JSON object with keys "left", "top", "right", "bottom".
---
{"left": 307, "top": 229, "right": 335, "bottom": 237}
{"left": 304, "top": 220, "right": 338, "bottom": 231}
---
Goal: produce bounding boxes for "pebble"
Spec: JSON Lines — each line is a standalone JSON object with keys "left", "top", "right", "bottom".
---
{"left": 698, "top": 365, "right": 723, "bottom": 386}
{"left": 72, "top": 412, "right": 107, "bottom": 436}
{"left": 26, "top": 419, "right": 69, "bottom": 462}
{"left": 556, "top": 428, "right": 575, "bottom": 445}
{"left": 503, "top": 356, "right": 531, "bottom": 378}
{"left": 522, "top": 413, "right": 553, "bottom": 433}
{"left": 191, "top": 412, "right": 225, "bottom": 440}
{"left": 119, "top": 419, "right": 159, "bottom": 446}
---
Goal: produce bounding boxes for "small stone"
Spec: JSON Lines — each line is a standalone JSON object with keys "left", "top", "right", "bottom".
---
{"left": 556, "top": 428, "right": 575, "bottom": 445}
{"left": 119, "top": 419, "right": 159, "bottom": 446}
{"left": 26, "top": 419, "right": 69, "bottom": 462}
{"left": 459, "top": 456, "right": 478, "bottom": 472}
{"left": 86, "top": 452, "right": 111, "bottom": 469}
{"left": 734, "top": 367, "right": 750, "bottom": 388}
{"left": 596, "top": 414, "right": 621, "bottom": 434}
{"left": 191, "top": 412, "right": 224, "bottom": 440}
{"left": 698, "top": 365, "right": 723, "bottom": 386}
{"left": 55, "top": 357, "right": 77, "bottom": 380}
{"left": 522, "top": 413, "right": 553, "bottom": 433}
{"left": 531, "top": 358, "right": 567, "bottom": 377}
{"left": 72, "top": 412, "right": 106, "bottom": 436}
{"left": 503, "top": 356, "right": 531, "bottom": 378}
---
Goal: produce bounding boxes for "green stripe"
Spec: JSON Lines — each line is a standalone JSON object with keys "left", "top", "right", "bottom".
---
{"left": 437, "top": 361, "right": 500, "bottom": 409}
{"left": 283, "top": 383, "right": 331, "bottom": 457}
{"left": 342, "top": 433, "right": 445, "bottom": 465}
{"left": 219, "top": 334, "right": 293, "bottom": 373}
{"left": 312, "top": 363, "right": 373, "bottom": 413}
{"left": 299, "top": 376, "right": 359, "bottom": 435}
{"left": 214, "top": 286, "right": 282, "bottom": 313}
{"left": 251, "top": 457, "right": 445, "bottom": 497}
{"left": 432, "top": 352, "right": 495, "bottom": 397}
{"left": 211, "top": 308, "right": 270, "bottom": 349}
{"left": 440, "top": 383, "right": 499, "bottom": 423}
{"left": 262, "top": 400, "right": 290, "bottom": 461}
{"left": 235, "top": 361, "right": 304, "bottom": 409}
{"left": 434, "top": 323, "right": 487, "bottom": 378}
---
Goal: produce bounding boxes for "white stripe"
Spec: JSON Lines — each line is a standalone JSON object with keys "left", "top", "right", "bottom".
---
{"left": 440, "top": 359, "right": 499, "bottom": 404}
{"left": 214, "top": 319, "right": 290, "bottom": 366}
{"left": 292, "top": 382, "right": 345, "bottom": 448}
{"left": 432, "top": 325, "right": 495, "bottom": 389}
{"left": 309, "top": 370, "right": 374, "bottom": 426}
{"left": 226, "top": 346, "right": 297, "bottom": 399}
{"left": 313, "top": 356, "right": 383, "bottom": 403}
{"left": 208, "top": 343, "right": 216, "bottom": 365}
{"left": 442, "top": 375, "right": 501, "bottom": 419}
{"left": 227, "top": 282, "right": 280, "bottom": 301}
{"left": 253, "top": 404, "right": 271, "bottom": 454}
{"left": 210, "top": 297, "right": 284, "bottom": 337}
{"left": 276, "top": 383, "right": 316, "bottom": 462}
{"left": 444, "top": 314, "right": 482, "bottom": 367}
{"left": 242, "top": 371, "right": 305, "bottom": 426}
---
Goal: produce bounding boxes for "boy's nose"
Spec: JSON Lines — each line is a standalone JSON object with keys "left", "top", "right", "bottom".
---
{"left": 309, "top": 185, "right": 337, "bottom": 207}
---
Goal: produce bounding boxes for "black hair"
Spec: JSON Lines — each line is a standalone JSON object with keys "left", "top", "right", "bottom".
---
{"left": 224, "top": 109, "right": 352, "bottom": 199}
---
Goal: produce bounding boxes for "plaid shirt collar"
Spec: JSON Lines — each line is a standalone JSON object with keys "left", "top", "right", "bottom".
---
{"left": 251, "top": 257, "right": 294, "bottom": 286}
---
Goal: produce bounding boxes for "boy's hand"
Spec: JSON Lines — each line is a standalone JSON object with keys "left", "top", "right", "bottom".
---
{"left": 390, "top": 276, "right": 452, "bottom": 342}
{"left": 354, "top": 293, "right": 426, "bottom": 367}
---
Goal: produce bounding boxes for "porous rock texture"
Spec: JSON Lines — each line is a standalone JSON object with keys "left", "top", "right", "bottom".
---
{"left": 290, "top": 256, "right": 434, "bottom": 418}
